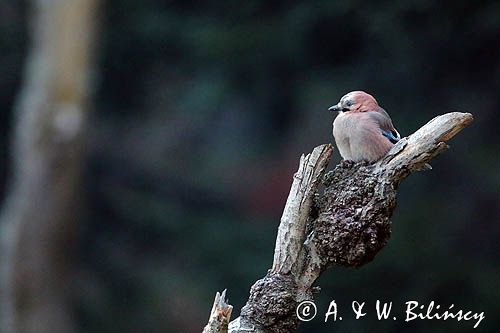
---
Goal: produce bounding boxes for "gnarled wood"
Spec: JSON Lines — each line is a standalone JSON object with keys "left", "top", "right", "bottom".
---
{"left": 204, "top": 112, "right": 473, "bottom": 333}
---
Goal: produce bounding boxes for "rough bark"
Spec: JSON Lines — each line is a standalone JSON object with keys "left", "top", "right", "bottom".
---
{"left": 0, "top": 1, "right": 98, "bottom": 332}
{"left": 204, "top": 112, "right": 473, "bottom": 333}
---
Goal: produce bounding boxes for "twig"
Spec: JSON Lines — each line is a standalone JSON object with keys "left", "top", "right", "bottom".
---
{"left": 203, "top": 290, "right": 233, "bottom": 333}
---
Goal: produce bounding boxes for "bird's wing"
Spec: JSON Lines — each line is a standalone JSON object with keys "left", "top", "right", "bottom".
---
{"left": 367, "top": 108, "right": 400, "bottom": 144}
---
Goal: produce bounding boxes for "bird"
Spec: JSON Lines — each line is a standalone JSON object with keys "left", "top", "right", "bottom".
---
{"left": 329, "top": 91, "right": 400, "bottom": 163}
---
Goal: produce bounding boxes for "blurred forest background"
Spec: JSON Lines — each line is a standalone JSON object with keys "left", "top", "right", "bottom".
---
{"left": 0, "top": 1, "right": 499, "bottom": 332}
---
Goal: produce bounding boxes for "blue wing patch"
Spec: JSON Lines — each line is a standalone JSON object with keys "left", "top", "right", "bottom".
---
{"left": 382, "top": 130, "right": 400, "bottom": 144}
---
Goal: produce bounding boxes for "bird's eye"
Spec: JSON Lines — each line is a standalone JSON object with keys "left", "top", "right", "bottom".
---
{"left": 345, "top": 100, "right": 353, "bottom": 107}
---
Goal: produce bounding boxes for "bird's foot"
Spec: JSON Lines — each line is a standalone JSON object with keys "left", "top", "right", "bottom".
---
{"left": 357, "top": 160, "right": 371, "bottom": 167}
{"left": 340, "top": 159, "right": 355, "bottom": 168}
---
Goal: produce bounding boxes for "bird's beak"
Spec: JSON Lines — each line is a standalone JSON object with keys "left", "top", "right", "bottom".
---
{"left": 328, "top": 103, "right": 341, "bottom": 112}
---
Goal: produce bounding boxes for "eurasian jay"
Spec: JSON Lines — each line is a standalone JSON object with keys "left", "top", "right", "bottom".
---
{"left": 329, "top": 91, "right": 400, "bottom": 162}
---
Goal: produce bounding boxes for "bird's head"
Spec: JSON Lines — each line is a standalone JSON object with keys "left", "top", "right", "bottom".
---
{"left": 328, "top": 91, "right": 379, "bottom": 113}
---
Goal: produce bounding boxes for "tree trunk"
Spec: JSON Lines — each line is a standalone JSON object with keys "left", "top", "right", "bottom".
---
{"left": 0, "top": 1, "right": 98, "bottom": 332}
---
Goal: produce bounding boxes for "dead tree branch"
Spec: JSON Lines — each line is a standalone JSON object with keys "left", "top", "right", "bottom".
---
{"left": 202, "top": 290, "right": 233, "bottom": 333}
{"left": 204, "top": 112, "right": 473, "bottom": 333}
